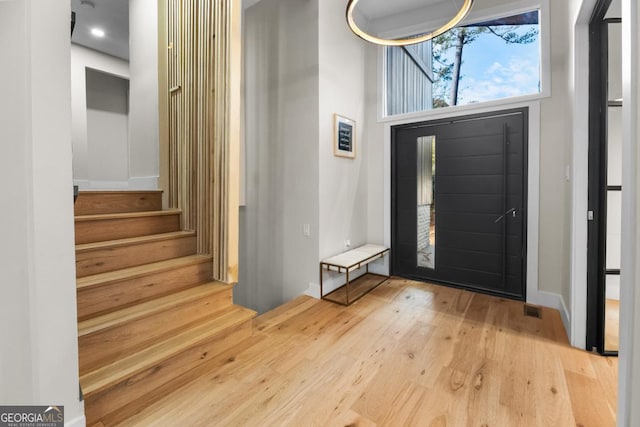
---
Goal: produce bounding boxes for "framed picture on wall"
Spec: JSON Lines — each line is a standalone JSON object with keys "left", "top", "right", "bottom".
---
{"left": 334, "top": 114, "right": 356, "bottom": 159}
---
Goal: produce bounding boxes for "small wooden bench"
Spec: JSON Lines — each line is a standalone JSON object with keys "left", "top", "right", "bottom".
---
{"left": 320, "top": 244, "right": 390, "bottom": 306}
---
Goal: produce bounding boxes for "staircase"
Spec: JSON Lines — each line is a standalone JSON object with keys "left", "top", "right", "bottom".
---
{"left": 74, "top": 190, "right": 256, "bottom": 426}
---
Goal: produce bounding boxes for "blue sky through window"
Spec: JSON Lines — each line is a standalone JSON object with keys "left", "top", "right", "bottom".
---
{"left": 453, "top": 25, "right": 540, "bottom": 105}
{"left": 385, "top": 11, "right": 541, "bottom": 115}
{"left": 429, "top": 14, "right": 541, "bottom": 109}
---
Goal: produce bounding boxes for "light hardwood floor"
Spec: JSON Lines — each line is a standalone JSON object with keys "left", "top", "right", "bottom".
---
{"left": 115, "top": 278, "right": 617, "bottom": 427}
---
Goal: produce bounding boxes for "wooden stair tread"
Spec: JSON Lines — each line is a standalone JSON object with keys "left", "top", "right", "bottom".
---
{"left": 81, "top": 305, "right": 256, "bottom": 396}
{"left": 74, "top": 190, "right": 256, "bottom": 425}
{"left": 76, "top": 231, "right": 195, "bottom": 253}
{"left": 79, "top": 282, "right": 231, "bottom": 337}
{"left": 77, "top": 255, "right": 212, "bottom": 290}
{"left": 75, "top": 209, "right": 181, "bottom": 222}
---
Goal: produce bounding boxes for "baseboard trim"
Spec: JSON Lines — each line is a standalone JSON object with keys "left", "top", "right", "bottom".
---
{"left": 528, "top": 290, "right": 571, "bottom": 341}
{"left": 304, "top": 283, "right": 320, "bottom": 299}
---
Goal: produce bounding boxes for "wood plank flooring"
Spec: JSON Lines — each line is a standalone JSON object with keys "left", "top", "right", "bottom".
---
{"left": 114, "top": 278, "right": 617, "bottom": 427}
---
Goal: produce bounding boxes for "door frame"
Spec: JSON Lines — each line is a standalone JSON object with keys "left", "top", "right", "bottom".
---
{"left": 390, "top": 108, "right": 529, "bottom": 300}
{"left": 586, "top": 0, "right": 618, "bottom": 355}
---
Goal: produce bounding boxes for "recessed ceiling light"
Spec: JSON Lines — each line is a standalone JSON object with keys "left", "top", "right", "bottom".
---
{"left": 91, "top": 28, "right": 105, "bottom": 38}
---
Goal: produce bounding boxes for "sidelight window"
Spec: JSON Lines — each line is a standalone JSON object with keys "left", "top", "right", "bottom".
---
{"left": 416, "top": 136, "right": 436, "bottom": 269}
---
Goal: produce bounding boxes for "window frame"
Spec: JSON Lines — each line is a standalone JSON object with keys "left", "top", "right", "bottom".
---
{"left": 379, "top": 0, "right": 551, "bottom": 121}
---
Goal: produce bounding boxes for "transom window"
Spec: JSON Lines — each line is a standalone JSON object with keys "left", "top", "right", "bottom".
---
{"left": 385, "top": 10, "right": 541, "bottom": 116}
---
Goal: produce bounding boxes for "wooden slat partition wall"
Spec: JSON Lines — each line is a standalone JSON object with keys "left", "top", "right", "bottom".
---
{"left": 166, "top": 0, "right": 238, "bottom": 283}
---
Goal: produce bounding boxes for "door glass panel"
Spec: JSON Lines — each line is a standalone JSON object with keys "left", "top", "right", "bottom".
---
{"left": 605, "top": 275, "right": 620, "bottom": 351}
{"left": 417, "top": 136, "right": 436, "bottom": 269}
{"left": 606, "top": 190, "right": 622, "bottom": 270}
{"left": 605, "top": 185, "right": 621, "bottom": 353}
{"left": 607, "top": 23, "right": 622, "bottom": 101}
{"left": 604, "top": 19, "right": 621, "bottom": 353}
{"left": 607, "top": 107, "right": 622, "bottom": 186}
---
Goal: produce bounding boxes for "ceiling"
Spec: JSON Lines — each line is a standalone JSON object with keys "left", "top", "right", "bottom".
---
{"left": 345, "top": 0, "right": 510, "bottom": 38}
{"left": 355, "top": 0, "right": 445, "bottom": 21}
{"left": 71, "top": 0, "right": 129, "bottom": 60}
{"left": 74, "top": 0, "right": 545, "bottom": 59}
{"left": 352, "top": 0, "right": 476, "bottom": 39}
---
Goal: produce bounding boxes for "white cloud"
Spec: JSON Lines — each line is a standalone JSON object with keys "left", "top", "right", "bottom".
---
{"left": 487, "top": 62, "right": 504, "bottom": 74}
{"left": 458, "top": 57, "right": 540, "bottom": 104}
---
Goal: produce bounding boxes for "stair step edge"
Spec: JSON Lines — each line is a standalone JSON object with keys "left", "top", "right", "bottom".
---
{"left": 75, "top": 209, "right": 182, "bottom": 222}
{"left": 81, "top": 305, "right": 256, "bottom": 396}
{"left": 78, "top": 282, "right": 233, "bottom": 337}
{"left": 76, "top": 255, "right": 212, "bottom": 290}
{"left": 76, "top": 230, "right": 196, "bottom": 253}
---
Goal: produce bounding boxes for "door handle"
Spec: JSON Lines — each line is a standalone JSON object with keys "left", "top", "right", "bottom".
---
{"left": 494, "top": 208, "right": 516, "bottom": 223}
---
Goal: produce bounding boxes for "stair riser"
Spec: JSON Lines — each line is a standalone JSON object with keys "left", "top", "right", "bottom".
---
{"left": 76, "top": 236, "right": 197, "bottom": 278}
{"left": 77, "top": 261, "right": 213, "bottom": 321}
{"left": 75, "top": 214, "right": 181, "bottom": 245}
{"left": 80, "top": 289, "right": 233, "bottom": 375}
{"left": 84, "top": 319, "right": 253, "bottom": 425}
{"left": 75, "top": 191, "right": 162, "bottom": 216}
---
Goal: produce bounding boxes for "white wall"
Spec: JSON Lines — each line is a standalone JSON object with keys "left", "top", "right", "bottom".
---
{"left": 71, "top": 44, "right": 129, "bottom": 188}
{"left": 317, "top": 0, "right": 370, "bottom": 282}
{"left": 366, "top": 46, "right": 387, "bottom": 249}
{"left": 239, "top": 0, "right": 374, "bottom": 310}
{"left": 538, "top": 0, "right": 573, "bottom": 316}
{"left": 86, "top": 69, "right": 130, "bottom": 185}
{"left": 0, "top": 1, "right": 84, "bottom": 425}
{"left": 618, "top": 0, "right": 640, "bottom": 424}
{"left": 307, "top": 0, "right": 376, "bottom": 297}
{"left": 71, "top": 0, "right": 159, "bottom": 191}
{"left": 129, "top": 0, "right": 159, "bottom": 189}
{"left": 239, "top": 0, "right": 320, "bottom": 313}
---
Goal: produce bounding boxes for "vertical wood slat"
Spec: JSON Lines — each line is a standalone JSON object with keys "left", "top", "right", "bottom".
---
{"left": 212, "top": 0, "right": 231, "bottom": 281}
{"left": 166, "top": 0, "right": 236, "bottom": 282}
{"left": 212, "top": 0, "right": 223, "bottom": 279}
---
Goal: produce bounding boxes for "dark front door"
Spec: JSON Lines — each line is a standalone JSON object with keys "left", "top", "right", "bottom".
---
{"left": 392, "top": 108, "right": 528, "bottom": 299}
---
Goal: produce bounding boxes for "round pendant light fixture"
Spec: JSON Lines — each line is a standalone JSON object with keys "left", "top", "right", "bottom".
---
{"left": 346, "top": 0, "right": 474, "bottom": 46}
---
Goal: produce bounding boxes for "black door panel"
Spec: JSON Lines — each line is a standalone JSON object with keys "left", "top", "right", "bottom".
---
{"left": 391, "top": 108, "right": 528, "bottom": 300}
